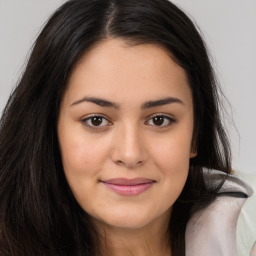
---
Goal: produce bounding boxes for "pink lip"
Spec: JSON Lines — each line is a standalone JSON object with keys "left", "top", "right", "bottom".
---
{"left": 101, "top": 178, "right": 155, "bottom": 196}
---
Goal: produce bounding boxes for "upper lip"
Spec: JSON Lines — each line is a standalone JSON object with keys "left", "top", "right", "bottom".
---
{"left": 101, "top": 178, "right": 155, "bottom": 185}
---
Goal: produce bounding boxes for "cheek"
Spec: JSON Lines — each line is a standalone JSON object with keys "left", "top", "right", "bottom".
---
{"left": 149, "top": 131, "right": 192, "bottom": 197}
{"left": 59, "top": 131, "right": 110, "bottom": 177}
{"left": 58, "top": 134, "right": 110, "bottom": 207}
{"left": 60, "top": 129, "right": 106, "bottom": 167}
{"left": 157, "top": 144, "right": 190, "bottom": 189}
{"left": 151, "top": 132, "right": 192, "bottom": 171}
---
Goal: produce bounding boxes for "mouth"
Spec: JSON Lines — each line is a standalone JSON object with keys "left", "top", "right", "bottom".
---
{"left": 100, "top": 178, "right": 156, "bottom": 196}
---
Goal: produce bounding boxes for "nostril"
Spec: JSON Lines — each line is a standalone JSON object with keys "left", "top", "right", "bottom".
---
{"left": 114, "top": 159, "right": 144, "bottom": 168}
{"left": 116, "top": 160, "right": 124, "bottom": 165}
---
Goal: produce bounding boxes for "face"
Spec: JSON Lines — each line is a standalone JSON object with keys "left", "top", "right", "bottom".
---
{"left": 58, "top": 39, "right": 196, "bottom": 230}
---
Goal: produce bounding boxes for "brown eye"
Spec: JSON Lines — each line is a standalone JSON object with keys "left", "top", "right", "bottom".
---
{"left": 91, "top": 116, "right": 103, "bottom": 126}
{"left": 81, "top": 115, "right": 111, "bottom": 128}
{"left": 152, "top": 116, "right": 165, "bottom": 126}
{"left": 146, "top": 115, "right": 176, "bottom": 128}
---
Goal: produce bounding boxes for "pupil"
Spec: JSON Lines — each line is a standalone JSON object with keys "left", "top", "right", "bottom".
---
{"left": 153, "top": 116, "right": 164, "bottom": 126}
{"left": 92, "top": 117, "right": 102, "bottom": 126}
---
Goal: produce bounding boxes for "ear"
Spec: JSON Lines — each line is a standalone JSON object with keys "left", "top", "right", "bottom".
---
{"left": 190, "top": 149, "right": 197, "bottom": 158}
{"left": 190, "top": 141, "right": 197, "bottom": 158}
{"left": 190, "top": 132, "right": 198, "bottom": 158}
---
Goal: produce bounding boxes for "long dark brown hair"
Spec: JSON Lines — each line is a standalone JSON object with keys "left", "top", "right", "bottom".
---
{"left": 0, "top": 0, "right": 231, "bottom": 255}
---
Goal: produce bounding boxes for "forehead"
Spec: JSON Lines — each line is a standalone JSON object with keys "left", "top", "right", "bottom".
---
{"left": 64, "top": 38, "right": 191, "bottom": 106}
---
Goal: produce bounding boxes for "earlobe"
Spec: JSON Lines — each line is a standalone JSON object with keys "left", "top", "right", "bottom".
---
{"left": 190, "top": 151, "right": 197, "bottom": 158}
{"left": 190, "top": 147, "right": 197, "bottom": 158}
{"left": 190, "top": 132, "right": 198, "bottom": 158}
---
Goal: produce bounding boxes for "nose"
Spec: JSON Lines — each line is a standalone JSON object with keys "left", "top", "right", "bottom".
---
{"left": 110, "top": 123, "right": 147, "bottom": 168}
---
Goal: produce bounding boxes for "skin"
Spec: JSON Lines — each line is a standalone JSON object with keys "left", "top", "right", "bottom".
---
{"left": 58, "top": 38, "right": 196, "bottom": 255}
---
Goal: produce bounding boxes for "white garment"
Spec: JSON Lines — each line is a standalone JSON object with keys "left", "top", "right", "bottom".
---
{"left": 236, "top": 172, "right": 256, "bottom": 256}
{"left": 185, "top": 169, "right": 253, "bottom": 256}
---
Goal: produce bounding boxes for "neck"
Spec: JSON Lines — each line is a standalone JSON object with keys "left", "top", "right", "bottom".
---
{"left": 94, "top": 210, "right": 172, "bottom": 256}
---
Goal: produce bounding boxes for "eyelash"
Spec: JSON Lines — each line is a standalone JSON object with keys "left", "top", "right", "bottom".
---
{"left": 145, "top": 114, "right": 176, "bottom": 128}
{"left": 81, "top": 115, "right": 112, "bottom": 129}
{"left": 81, "top": 114, "right": 176, "bottom": 130}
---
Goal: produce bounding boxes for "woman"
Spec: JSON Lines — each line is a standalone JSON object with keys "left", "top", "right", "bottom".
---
{"left": 0, "top": 0, "right": 252, "bottom": 255}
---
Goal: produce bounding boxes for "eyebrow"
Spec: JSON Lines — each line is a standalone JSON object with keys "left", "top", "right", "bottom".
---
{"left": 141, "top": 97, "right": 183, "bottom": 109}
{"left": 70, "top": 97, "right": 120, "bottom": 109}
{"left": 70, "top": 96, "right": 183, "bottom": 109}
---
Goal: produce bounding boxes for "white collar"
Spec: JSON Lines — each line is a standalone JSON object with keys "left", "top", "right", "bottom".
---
{"left": 185, "top": 169, "right": 253, "bottom": 256}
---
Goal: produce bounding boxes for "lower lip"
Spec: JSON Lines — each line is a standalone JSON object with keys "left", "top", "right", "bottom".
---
{"left": 102, "top": 182, "right": 154, "bottom": 196}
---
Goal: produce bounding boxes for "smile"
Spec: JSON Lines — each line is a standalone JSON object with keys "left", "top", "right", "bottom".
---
{"left": 101, "top": 178, "right": 155, "bottom": 196}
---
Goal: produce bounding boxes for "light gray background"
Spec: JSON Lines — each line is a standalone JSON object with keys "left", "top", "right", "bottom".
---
{"left": 0, "top": 0, "right": 255, "bottom": 174}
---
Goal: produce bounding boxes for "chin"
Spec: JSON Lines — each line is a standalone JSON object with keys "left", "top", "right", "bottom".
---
{"left": 93, "top": 207, "right": 169, "bottom": 231}
{"left": 102, "top": 217, "right": 153, "bottom": 230}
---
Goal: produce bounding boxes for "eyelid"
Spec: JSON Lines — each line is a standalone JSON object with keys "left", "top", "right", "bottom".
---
{"left": 80, "top": 113, "right": 176, "bottom": 130}
{"left": 81, "top": 114, "right": 112, "bottom": 129}
{"left": 145, "top": 113, "right": 176, "bottom": 127}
